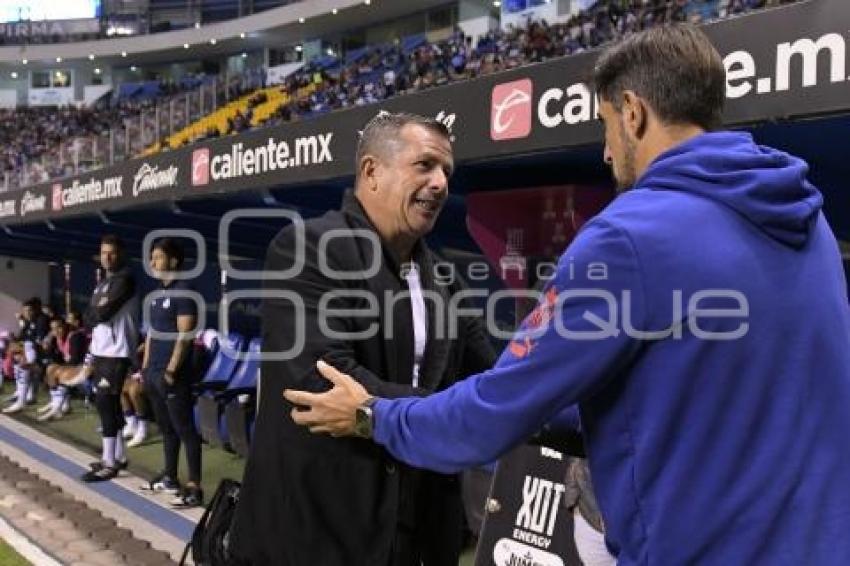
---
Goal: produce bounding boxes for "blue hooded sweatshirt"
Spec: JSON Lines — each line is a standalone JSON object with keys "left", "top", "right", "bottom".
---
{"left": 373, "top": 132, "right": 850, "bottom": 565}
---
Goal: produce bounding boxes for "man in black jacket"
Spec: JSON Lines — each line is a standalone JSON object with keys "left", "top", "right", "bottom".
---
{"left": 42, "top": 317, "right": 88, "bottom": 366}
{"left": 17, "top": 297, "right": 50, "bottom": 345}
{"left": 230, "top": 112, "right": 496, "bottom": 565}
{"left": 81, "top": 234, "right": 139, "bottom": 482}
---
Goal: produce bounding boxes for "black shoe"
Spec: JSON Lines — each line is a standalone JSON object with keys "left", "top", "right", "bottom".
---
{"left": 90, "top": 459, "right": 128, "bottom": 472}
{"left": 170, "top": 486, "right": 204, "bottom": 508}
{"left": 81, "top": 466, "right": 120, "bottom": 482}
{"left": 139, "top": 472, "right": 181, "bottom": 494}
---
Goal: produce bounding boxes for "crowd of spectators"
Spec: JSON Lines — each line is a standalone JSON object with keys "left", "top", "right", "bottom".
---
{"left": 0, "top": 104, "right": 137, "bottom": 184}
{"left": 0, "top": 0, "right": 799, "bottom": 190}
{"left": 257, "top": 0, "right": 797, "bottom": 127}
{"left": 0, "top": 72, "right": 266, "bottom": 189}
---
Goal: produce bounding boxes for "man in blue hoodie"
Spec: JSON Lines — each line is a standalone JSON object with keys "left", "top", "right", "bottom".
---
{"left": 285, "top": 24, "right": 850, "bottom": 564}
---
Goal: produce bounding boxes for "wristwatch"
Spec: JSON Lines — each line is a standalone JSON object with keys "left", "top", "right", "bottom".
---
{"left": 353, "top": 397, "right": 378, "bottom": 439}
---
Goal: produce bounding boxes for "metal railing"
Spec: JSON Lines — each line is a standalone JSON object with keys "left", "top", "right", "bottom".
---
{"left": 0, "top": 70, "right": 267, "bottom": 193}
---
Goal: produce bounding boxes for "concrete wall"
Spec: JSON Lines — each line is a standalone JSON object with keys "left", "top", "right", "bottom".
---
{"left": 458, "top": 0, "right": 498, "bottom": 45}
{"left": 0, "top": 88, "right": 16, "bottom": 108}
{"left": 501, "top": 0, "right": 577, "bottom": 29}
{"left": 0, "top": 255, "right": 50, "bottom": 334}
{"left": 0, "top": 74, "right": 27, "bottom": 106}
{"left": 0, "top": 63, "right": 112, "bottom": 106}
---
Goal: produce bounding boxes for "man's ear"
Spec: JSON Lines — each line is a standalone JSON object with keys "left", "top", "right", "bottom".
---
{"left": 621, "top": 90, "right": 648, "bottom": 140}
{"left": 169, "top": 257, "right": 179, "bottom": 270}
{"left": 359, "top": 155, "right": 379, "bottom": 192}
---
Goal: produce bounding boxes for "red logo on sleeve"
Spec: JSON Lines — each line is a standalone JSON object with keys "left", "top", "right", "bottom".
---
{"left": 509, "top": 286, "right": 558, "bottom": 359}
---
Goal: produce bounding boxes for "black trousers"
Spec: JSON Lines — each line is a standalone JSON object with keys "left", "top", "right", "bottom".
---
{"left": 391, "top": 475, "right": 465, "bottom": 566}
{"left": 92, "top": 356, "right": 130, "bottom": 438}
{"left": 147, "top": 370, "right": 202, "bottom": 484}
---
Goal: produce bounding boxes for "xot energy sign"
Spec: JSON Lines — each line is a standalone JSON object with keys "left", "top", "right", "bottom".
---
{"left": 192, "top": 132, "right": 334, "bottom": 186}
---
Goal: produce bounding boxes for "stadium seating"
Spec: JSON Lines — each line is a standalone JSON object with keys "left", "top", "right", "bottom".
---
{"left": 197, "top": 337, "right": 260, "bottom": 450}
{"left": 224, "top": 393, "right": 256, "bottom": 458}
{"left": 193, "top": 332, "right": 244, "bottom": 394}
{"left": 0, "top": 0, "right": 796, "bottom": 194}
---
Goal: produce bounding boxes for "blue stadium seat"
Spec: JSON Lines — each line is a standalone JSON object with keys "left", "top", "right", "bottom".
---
{"left": 193, "top": 332, "right": 244, "bottom": 394}
{"left": 345, "top": 46, "right": 370, "bottom": 64}
{"left": 116, "top": 80, "right": 162, "bottom": 101}
{"left": 313, "top": 54, "right": 340, "bottom": 70}
{"left": 116, "top": 82, "right": 143, "bottom": 100}
{"left": 197, "top": 337, "right": 259, "bottom": 449}
{"left": 224, "top": 390, "right": 257, "bottom": 458}
{"left": 401, "top": 33, "right": 426, "bottom": 54}
{"left": 222, "top": 338, "right": 262, "bottom": 457}
{"left": 189, "top": 329, "right": 220, "bottom": 385}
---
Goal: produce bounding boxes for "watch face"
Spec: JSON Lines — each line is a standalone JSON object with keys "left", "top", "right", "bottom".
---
{"left": 354, "top": 406, "right": 372, "bottom": 438}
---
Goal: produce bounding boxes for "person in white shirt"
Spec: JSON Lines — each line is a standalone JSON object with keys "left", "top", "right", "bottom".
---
{"left": 80, "top": 235, "right": 139, "bottom": 483}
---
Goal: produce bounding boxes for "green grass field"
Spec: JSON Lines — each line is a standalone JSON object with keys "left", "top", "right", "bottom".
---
{"left": 0, "top": 538, "right": 29, "bottom": 566}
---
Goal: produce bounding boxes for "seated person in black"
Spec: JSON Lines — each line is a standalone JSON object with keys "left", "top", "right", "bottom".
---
{"left": 39, "top": 317, "right": 89, "bottom": 421}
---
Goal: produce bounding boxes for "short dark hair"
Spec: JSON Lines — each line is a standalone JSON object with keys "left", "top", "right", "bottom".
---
{"left": 355, "top": 112, "right": 450, "bottom": 179}
{"left": 592, "top": 24, "right": 725, "bottom": 131}
{"left": 50, "top": 317, "right": 66, "bottom": 327}
{"left": 101, "top": 234, "right": 125, "bottom": 253}
{"left": 151, "top": 238, "right": 185, "bottom": 269}
{"left": 23, "top": 297, "right": 41, "bottom": 310}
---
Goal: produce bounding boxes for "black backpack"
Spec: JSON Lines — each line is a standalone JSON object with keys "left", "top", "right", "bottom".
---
{"left": 180, "top": 479, "right": 242, "bottom": 566}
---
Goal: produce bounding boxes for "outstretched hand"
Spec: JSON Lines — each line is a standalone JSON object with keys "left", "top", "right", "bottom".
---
{"left": 283, "top": 360, "right": 372, "bottom": 437}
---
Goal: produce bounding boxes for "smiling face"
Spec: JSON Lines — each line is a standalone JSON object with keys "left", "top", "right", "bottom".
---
{"left": 358, "top": 122, "right": 453, "bottom": 249}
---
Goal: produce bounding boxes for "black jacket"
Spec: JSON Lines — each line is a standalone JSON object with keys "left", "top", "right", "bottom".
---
{"left": 83, "top": 266, "right": 135, "bottom": 328}
{"left": 17, "top": 313, "right": 49, "bottom": 343}
{"left": 44, "top": 329, "right": 88, "bottom": 366}
{"left": 230, "top": 193, "right": 495, "bottom": 565}
{"left": 84, "top": 266, "right": 138, "bottom": 358}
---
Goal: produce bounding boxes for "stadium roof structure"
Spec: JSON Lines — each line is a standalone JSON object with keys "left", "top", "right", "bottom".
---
{"left": 1, "top": 0, "right": 850, "bottom": 264}
{"left": 0, "top": 0, "right": 452, "bottom": 68}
